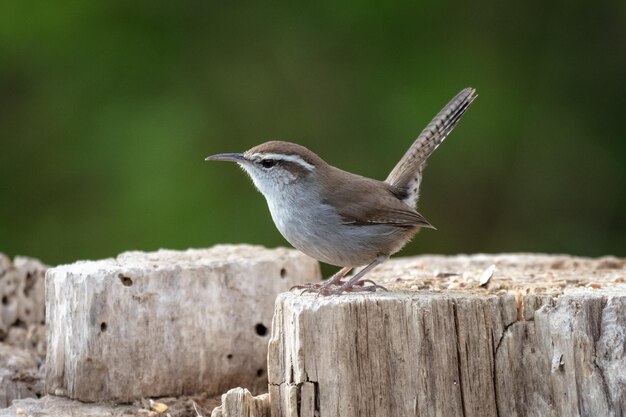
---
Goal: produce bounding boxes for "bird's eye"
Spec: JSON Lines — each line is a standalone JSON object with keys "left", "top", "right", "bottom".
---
{"left": 261, "top": 159, "right": 276, "bottom": 168}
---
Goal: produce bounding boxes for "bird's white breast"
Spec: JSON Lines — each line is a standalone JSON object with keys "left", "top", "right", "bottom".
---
{"left": 264, "top": 185, "right": 402, "bottom": 267}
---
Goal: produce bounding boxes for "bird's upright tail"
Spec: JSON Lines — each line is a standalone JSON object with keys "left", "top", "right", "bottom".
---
{"left": 385, "top": 87, "right": 477, "bottom": 208}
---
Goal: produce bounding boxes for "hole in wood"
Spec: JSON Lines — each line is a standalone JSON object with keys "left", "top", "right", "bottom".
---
{"left": 226, "top": 354, "right": 233, "bottom": 360}
{"left": 280, "top": 268, "right": 287, "bottom": 278}
{"left": 255, "top": 323, "right": 268, "bottom": 337}
{"left": 118, "top": 274, "right": 133, "bottom": 287}
{"left": 1, "top": 296, "right": 7, "bottom": 305}
{"left": 100, "top": 322, "right": 107, "bottom": 332}
{"left": 257, "top": 368, "right": 265, "bottom": 377}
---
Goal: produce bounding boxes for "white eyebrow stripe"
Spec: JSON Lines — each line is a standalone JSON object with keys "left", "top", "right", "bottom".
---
{"left": 249, "top": 153, "right": 315, "bottom": 171}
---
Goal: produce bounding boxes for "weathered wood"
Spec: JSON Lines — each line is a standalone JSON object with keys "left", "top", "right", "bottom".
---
{"left": 45, "top": 245, "right": 320, "bottom": 402}
{"left": 0, "top": 254, "right": 47, "bottom": 407}
{"left": 0, "top": 254, "right": 47, "bottom": 339}
{"left": 0, "top": 395, "right": 136, "bottom": 417}
{"left": 0, "top": 393, "right": 224, "bottom": 417}
{"left": 268, "top": 254, "right": 626, "bottom": 417}
{"left": 0, "top": 344, "right": 42, "bottom": 408}
{"left": 211, "top": 388, "right": 270, "bottom": 417}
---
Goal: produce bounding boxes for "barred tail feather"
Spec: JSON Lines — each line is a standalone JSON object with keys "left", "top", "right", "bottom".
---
{"left": 386, "top": 87, "right": 477, "bottom": 208}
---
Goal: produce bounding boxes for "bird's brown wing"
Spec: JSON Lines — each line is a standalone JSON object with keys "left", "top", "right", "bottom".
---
{"left": 322, "top": 169, "right": 435, "bottom": 229}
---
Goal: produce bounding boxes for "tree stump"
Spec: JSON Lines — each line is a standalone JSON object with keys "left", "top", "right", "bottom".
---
{"left": 44, "top": 245, "right": 320, "bottom": 402}
{"left": 268, "top": 254, "right": 626, "bottom": 417}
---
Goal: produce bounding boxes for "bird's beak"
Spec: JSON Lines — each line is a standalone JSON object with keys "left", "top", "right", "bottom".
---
{"left": 204, "top": 153, "right": 245, "bottom": 163}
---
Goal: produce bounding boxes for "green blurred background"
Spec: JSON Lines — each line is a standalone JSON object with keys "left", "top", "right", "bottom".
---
{"left": 1, "top": 1, "right": 624, "bottom": 267}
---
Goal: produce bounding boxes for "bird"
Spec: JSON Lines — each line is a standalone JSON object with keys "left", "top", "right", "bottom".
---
{"left": 206, "top": 87, "right": 477, "bottom": 295}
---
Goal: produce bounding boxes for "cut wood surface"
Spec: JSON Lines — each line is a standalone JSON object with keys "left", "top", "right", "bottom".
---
{"left": 268, "top": 254, "right": 626, "bottom": 417}
{"left": 45, "top": 245, "right": 320, "bottom": 402}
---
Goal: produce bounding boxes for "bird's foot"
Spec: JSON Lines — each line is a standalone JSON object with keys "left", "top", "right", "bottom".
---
{"left": 329, "top": 280, "right": 388, "bottom": 296}
{"left": 290, "top": 267, "right": 353, "bottom": 295}
{"left": 290, "top": 280, "right": 346, "bottom": 296}
{"left": 291, "top": 279, "right": 388, "bottom": 296}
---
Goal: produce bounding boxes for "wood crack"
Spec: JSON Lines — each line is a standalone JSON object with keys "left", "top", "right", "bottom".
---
{"left": 591, "top": 296, "right": 613, "bottom": 412}
{"left": 494, "top": 319, "right": 518, "bottom": 356}
{"left": 452, "top": 300, "right": 467, "bottom": 417}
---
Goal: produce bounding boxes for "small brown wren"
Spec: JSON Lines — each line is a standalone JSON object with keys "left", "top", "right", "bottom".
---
{"left": 206, "top": 88, "right": 477, "bottom": 295}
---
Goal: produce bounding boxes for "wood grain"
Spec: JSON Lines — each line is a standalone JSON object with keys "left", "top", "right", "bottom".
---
{"left": 211, "top": 388, "right": 270, "bottom": 417}
{"left": 44, "top": 245, "right": 320, "bottom": 402}
{"left": 268, "top": 254, "right": 626, "bottom": 417}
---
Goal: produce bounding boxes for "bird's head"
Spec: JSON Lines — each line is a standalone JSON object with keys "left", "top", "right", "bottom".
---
{"left": 206, "top": 140, "right": 327, "bottom": 196}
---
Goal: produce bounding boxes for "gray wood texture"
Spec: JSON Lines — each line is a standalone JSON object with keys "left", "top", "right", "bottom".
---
{"left": 211, "top": 388, "right": 270, "bottom": 417}
{"left": 0, "top": 254, "right": 47, "bottom": 339}
{"left": 268, "top": 254, "right": 626, "bottom": 417}
{"left": 0, "top": 254, "right": 47, "bottom": 407}
{"left": 0, "top": 344, "right": 42, "bottom": 408}
{"left": 44, "top": 245, "right": 320, "bottom": 402}
{"left": 0, "top": 396, "right": 135, "bottom": 417}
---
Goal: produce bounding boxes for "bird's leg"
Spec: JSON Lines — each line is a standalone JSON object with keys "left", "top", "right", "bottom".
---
{"left": 290, "top": 266, "right": 352, "bottom": 293}
{"left": 329, "top": 256, "right": 389, "bottom": 295}
{"left": 322, "top": 266, "right": 353, "bottom": 287}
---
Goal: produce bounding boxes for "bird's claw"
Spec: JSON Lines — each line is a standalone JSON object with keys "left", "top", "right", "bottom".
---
{"left": 329, "top": 282, "right": 388, "bottom": 295}
{"left": 290, "top": 280, "right": 388, "bottom": 296}
{"left": 290, "top": 282, "right": 328, "bottom": 293}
